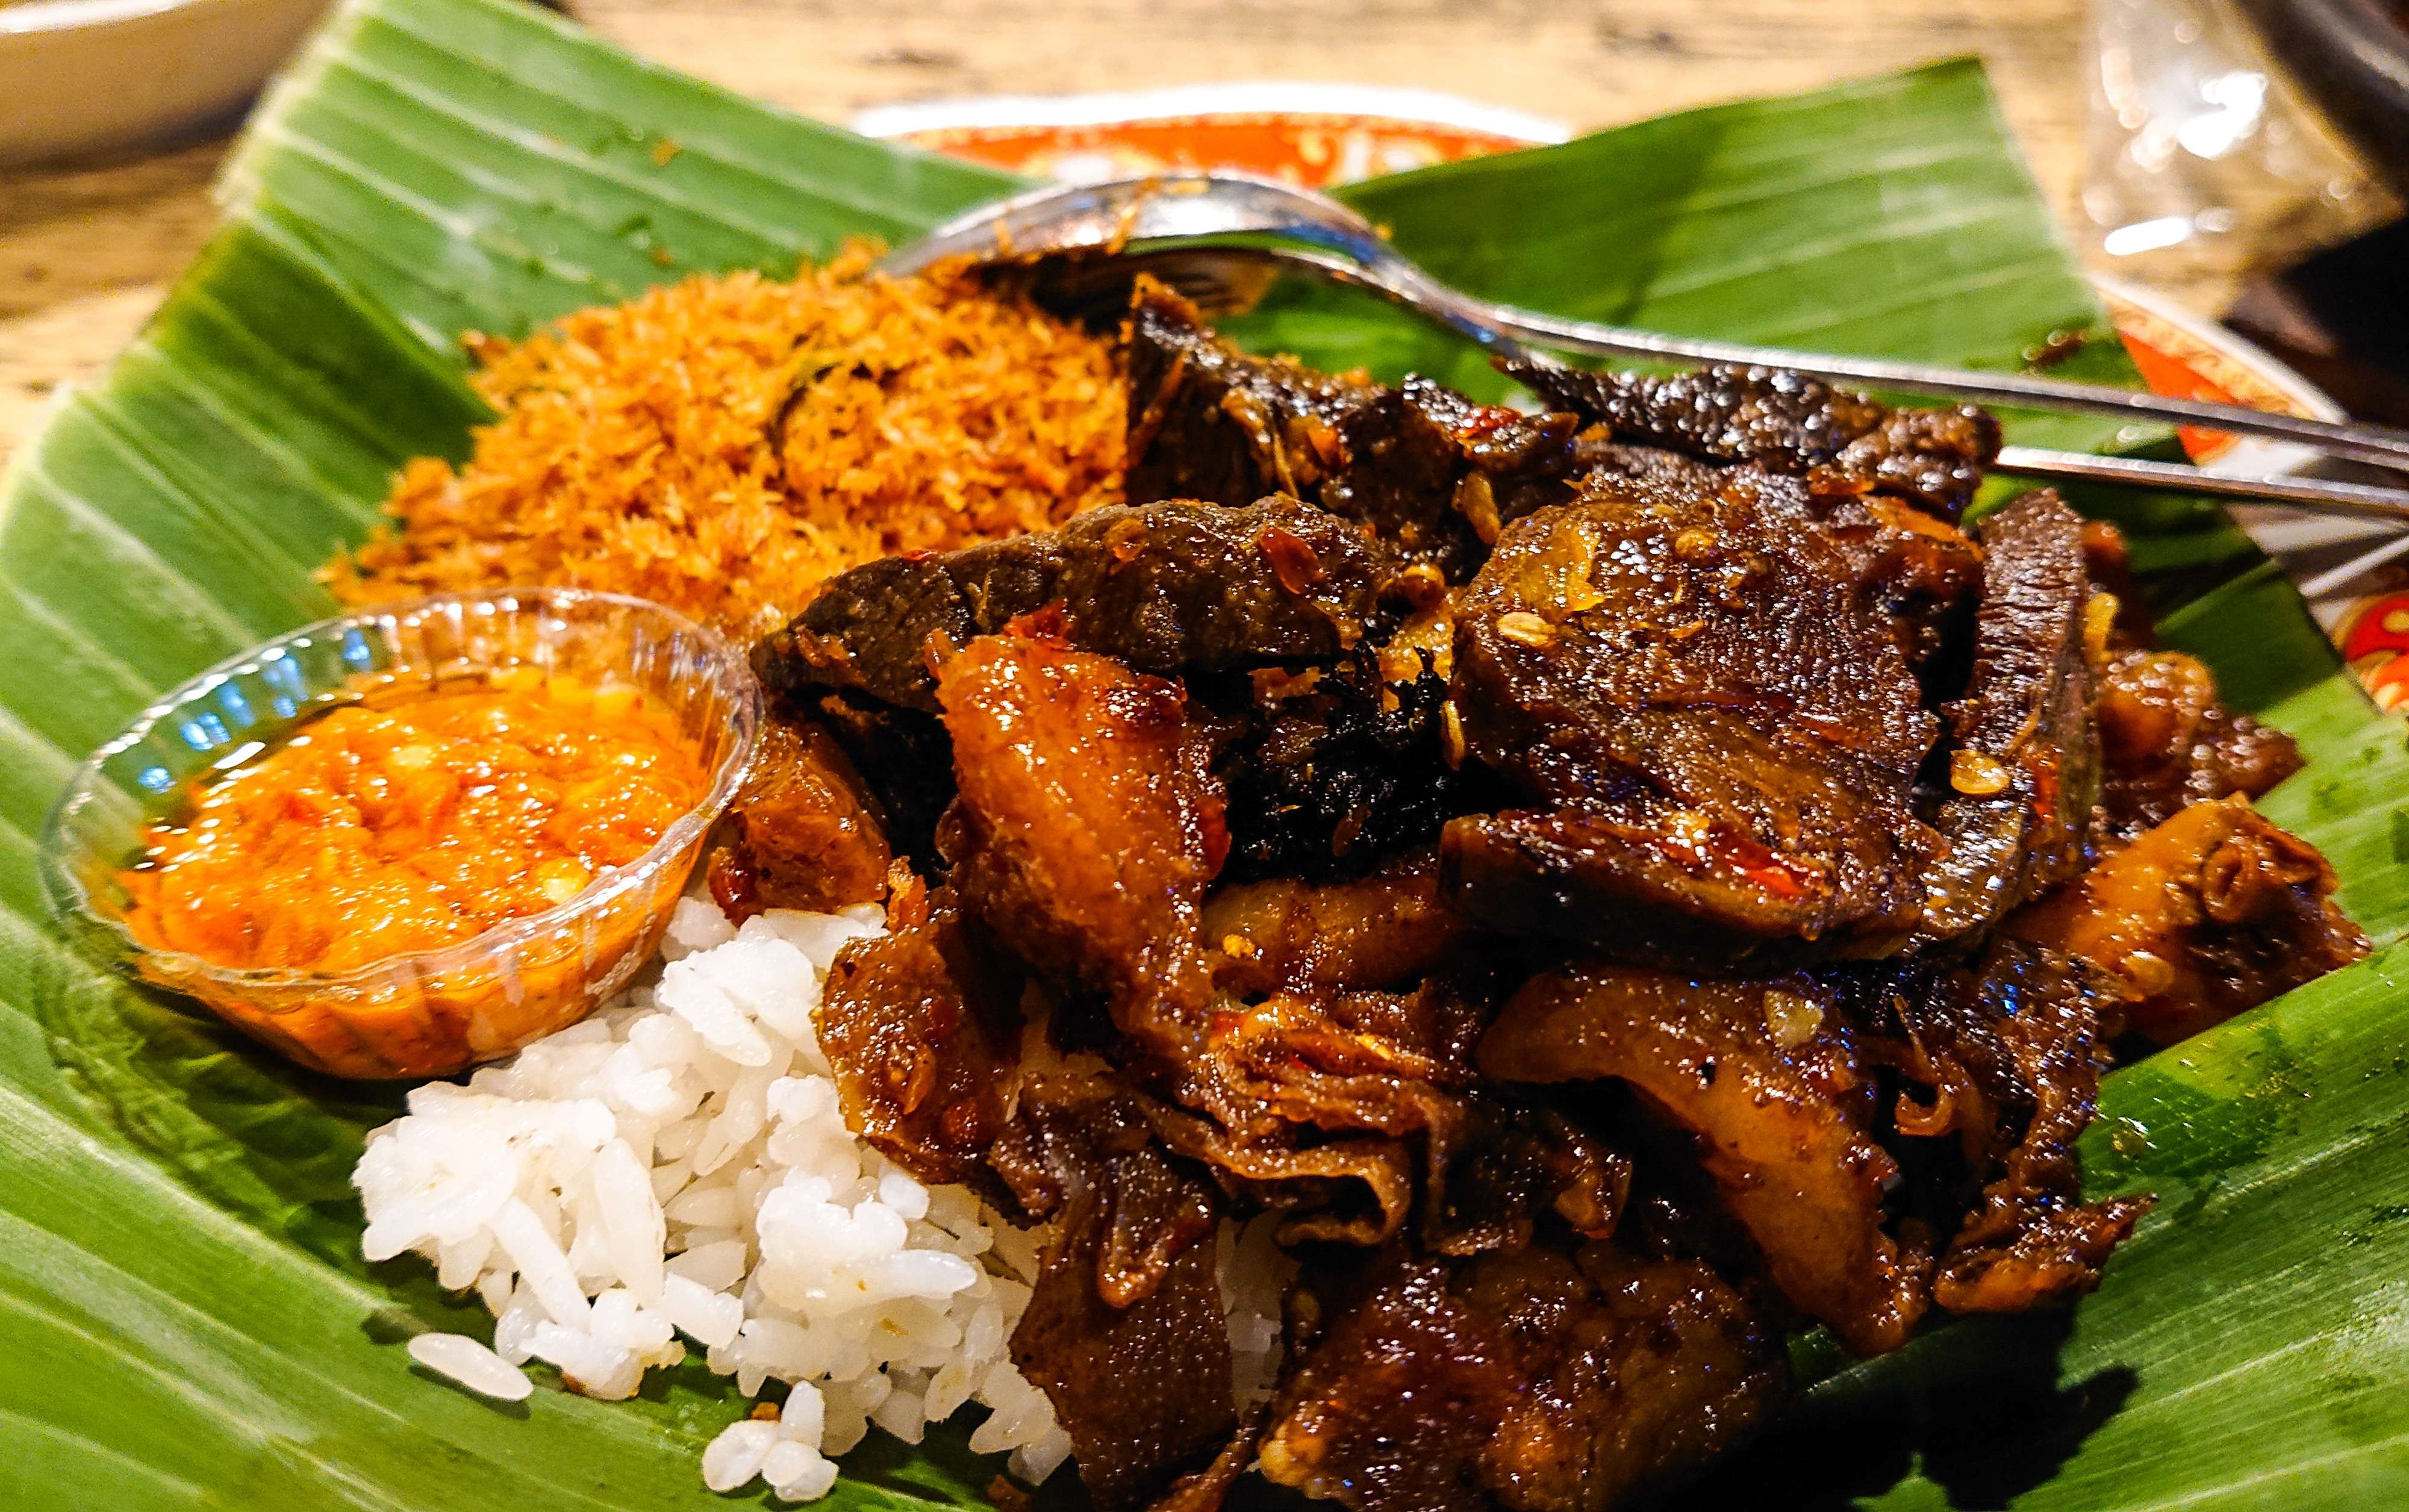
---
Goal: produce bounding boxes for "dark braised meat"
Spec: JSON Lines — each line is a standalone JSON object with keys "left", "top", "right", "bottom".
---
{"left": 1214, "top": 650, "right": 1468, "bottom": 880}
{"left": 2095, "top": 649, "right": 2302, "bottom": 839}
{"left": 1155, "top": 983, "right": 1483, "bottom": 1246}
{"left": 1843, "top": 938, "right": 2149, "bottom": 1313}
{"left": 1203, "top": 851, "right": 1468, "bottom": 999}
{"left": 1151, "top": 1412, "right": 1272, "bottom": 1512}
{"left": 1482, "top": 965, "right": 1928, "bottom": 1355}
{"left": 757, "top": 497, "right": 1390, "bottom": 714}
{"left": 816, "top": 880, "right": 1020, "bottom": 1189}
{"left": 1257, "top": 1251, "right": 1507, "bottom": 1512}
{"left": 724, "top": 300, "right": 2378, "bottom": 1511}
{"left": 1128, "top": 284, "right": 1578, "bottom": 576}
{"left": 1446, "top": 464, "right": 1937, "bottom": 963}
{"left": 2072, "top": 515, "right": 2300, "bottom": 839}
{"left": 1813, "top": 492, "right": 1986, "bottom": 670}
{"left": 1575, "top": 441, "right": 1983, "bottom": 670}
{"left": 1503, "top": 356, "right": 2000, "bottom": 518}
{"left": 2076, "top": 517, "right": 2162, "bottom": 655}
{"left": 993, "top": 1078, "right": 1238, "bottom": 1512}
{"left": 1919, "top": 491, "right": 2101, "bottom": 941}
{"left": 1426, "top": 1097, "right": 1631, "bottom": 1258}
{"left": 705, "top": 718, "right": 893, "bottom": 919}
{"left": 805, "top": 689, "right": 957, "bottom": 870}
{"left": 932, "top": 617, "right": 1227, "bottom": 1060}
{"left": 2010, "top": 795, "right": 2369, "bottom": 1044}
{"left": 1147, "top": 1097, "right": 1418, "bottom": 1250}
{"left": 1259, "top": 1242, "right": 1786, "bottom": 1512}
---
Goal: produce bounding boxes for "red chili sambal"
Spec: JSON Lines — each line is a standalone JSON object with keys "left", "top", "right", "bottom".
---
{"left": 118, "top": 671, "right": 708, "bottom": 972}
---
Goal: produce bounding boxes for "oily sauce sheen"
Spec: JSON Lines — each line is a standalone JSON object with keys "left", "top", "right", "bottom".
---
{"left": 119, "top": 672, "right": 707, "bottom": 972}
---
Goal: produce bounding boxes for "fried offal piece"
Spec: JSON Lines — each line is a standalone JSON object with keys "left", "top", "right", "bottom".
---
{"left": 2095, "top": 649, "right": 2302, "bottom": 839}
{"left": 1217, "top": 648, "right": 1466, "bottom": 880}
{"left": 1447, "top": 465, "right": 1937, "bottom": 963}
{"left": 1574, "top": 443, "right": 1983, "bottom": 670}
{"left": 1483, "top": 965, "right": 1927, "bottom": 1355}
{"left": 705, "top": 719, "right": 893, "bottom": 919}
{"left": 805, "top": 689, "right": 957, "bottom": 870}
{"left": 1850, "top": 939, "right": 2149, "bottom": 1312}
{"left": 993, "top": 1081, "right": 1236, "bottom": 1512}
{"left": 1127, "top": 284, "right": 1578, "bottom": 576}
{"left": 1157, "top": 985, "right": 1480, "bottom": 1246}
{"left": 816, "top": 885, "right": 1019, "bottom": 1188}
{"left": 1203, "top": 852, "right": 1467, "bottom": 999}
{"left": 1260, "top": 1243, "right": 1786, "bottom": 1512}
{"left": 758, "top": 497, "right": 1390, "bottom": 714}
{"left": 1504, "top": 357, "right": 2001, "bottom": 518}
{"left": 933, "top": 620, "right": 1227, "bottom": 1059}
{"left": 2012, "top": 795, "right": 2368, "bottom": 1045}
{"left": 1921, "top": 491, "right": 2101, "bottom": 941}
{"left": 1426, "top": 1097, "right": 1632, "bottom": 1258}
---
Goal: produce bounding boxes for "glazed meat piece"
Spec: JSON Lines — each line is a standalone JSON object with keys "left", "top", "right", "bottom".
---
{"left": 1919, "top": 491, "right": 2102, "bottom": 941}
{"left": 1818, "top": 492, "right": 1988, "bottom": 607}
{"left": 1816, "top": 491, "right": 1986, "bottom": 670}
{"left": 2010, "top": 795, "right": 2368, "bottom": 1044}
{"left": 2077, "top": 516, "right": 2161, "bottom": 655}
{"left": 1503, "top": 356, "right": 2001, "bottom": 518}
{"left": 757, "top": 496, "right": 1391, "bottom": 714}
{"left": 1161, "top": 985, "right": 1480, "bottom": 1246}
{"left": 1128, "top": 284, "right": 1578, "bottom": 576}
{"left": 1426, "top": 1097, "right": 1631, "bottom": 1258}
{"left": 1147, "top": 1099, "right": 1420, "bottom": 1249}
{"left": 1203, "top": 851, "right": 1468, "bottom": 999}
{"left": 1259, "top": 1251, "right": 1511, "bottom": 1512}
{"left": 933, "top": 617, "right": 1227, "bottom": 1060}
{"left": 1151, "top": 1416, "right": 1273, "bottom": 1512}
{"left": 1214, "top": 650, "right": 1467, "bottom": 880}
{"left": 1260, "top": 1242, "right": 1786, "bottom": 1512}
{"left": 1844, "top": 938, "right": 2149, "bottom": 1313}
{"left": 2094, "top": 649, "right": 2302, "bottom": 839}
{"left": 705, "top": 718, "right": 893, "bottom": 919}
{"left": 1177, "top": 992, "right": 1477, "bottom": 1142}
{"left": 2069, "top": 514, "right": 2299, "bottom": 838}
{"left": 1574, "top": 443, "right": 1983, "bottom": 671}
{"left": 817, "top": 881, "right": 1020, "bottom": 1188}
{"left": 805, "top": 689, "right": 957, "bottom": 870}
{"left": 993, "top": 1078, "right": 1238, "bottom": 1512}
{"left": 1473, "top": 1245, "right": 1787, "bottom": 1511}
{"left": 1445, "top": 464, "right": 1939, "bottom": 963}
{"left": 1482, "top": 964, "right": 1928, "bottom": 1355}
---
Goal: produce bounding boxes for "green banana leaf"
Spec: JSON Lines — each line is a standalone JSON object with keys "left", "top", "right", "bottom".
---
{"left": 3, "top": 0, "right": 2405, "bottom": 1506}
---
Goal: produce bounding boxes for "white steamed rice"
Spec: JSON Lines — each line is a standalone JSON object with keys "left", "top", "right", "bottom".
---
{"left": 356, "top": 892, "right": 1285, "bottom": 1502}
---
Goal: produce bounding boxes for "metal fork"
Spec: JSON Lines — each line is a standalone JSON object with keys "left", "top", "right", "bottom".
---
{"left": 884, "top": 172, "right": 2409, "bottom": 527}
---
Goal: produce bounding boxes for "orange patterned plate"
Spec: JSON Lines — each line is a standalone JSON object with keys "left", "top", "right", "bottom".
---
{"left": 859, "top": 87, "right": 2409, "bottom": 710}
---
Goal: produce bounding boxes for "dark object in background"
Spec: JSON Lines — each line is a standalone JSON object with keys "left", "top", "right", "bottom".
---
{"left": 2224, "top": 2, "right": 2409, "bottom": 422}
{"left": 2233, "top": 0, "right": 2409, "bottom": 198}
{"left": 2225, "top": 216, "right": 2409, "bottom": 428}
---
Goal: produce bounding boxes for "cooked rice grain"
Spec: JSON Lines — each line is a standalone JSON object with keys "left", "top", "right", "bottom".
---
{"left": 356, "top": 896, "right": 1074, "bottom": 1498}
{"left": 358, "top": 893, "right": 1289, "bottom": 1502}
{"left": 332, "top": 253, "right": 1125, "bottom": 633}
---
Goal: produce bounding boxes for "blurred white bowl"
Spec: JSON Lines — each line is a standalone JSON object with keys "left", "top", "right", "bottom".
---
{"left": 0, "top": 0, "right": 329, "bottom": 166}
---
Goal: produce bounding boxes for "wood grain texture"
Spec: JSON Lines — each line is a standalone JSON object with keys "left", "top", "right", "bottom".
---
{"left": 0, "top": 0, "right": 2093, "bottom": 461}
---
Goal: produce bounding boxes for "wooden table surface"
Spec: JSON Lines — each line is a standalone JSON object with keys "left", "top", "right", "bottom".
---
{"left": 0, "top": 0, "right": 2102, "bottom": 461}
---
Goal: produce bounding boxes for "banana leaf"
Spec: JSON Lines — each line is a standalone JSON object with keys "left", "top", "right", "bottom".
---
{"left": 2, "top": 0, "right": 2405, "bottom": 1505}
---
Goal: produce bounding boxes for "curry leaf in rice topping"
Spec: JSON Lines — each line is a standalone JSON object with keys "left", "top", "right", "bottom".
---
{"left": 330, "top": 251, "right": 1126, "bottom": 633}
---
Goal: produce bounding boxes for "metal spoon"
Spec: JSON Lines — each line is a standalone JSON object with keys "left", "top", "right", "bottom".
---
{"left": 884, "top": 172, "right": 2409, "bottom": 526}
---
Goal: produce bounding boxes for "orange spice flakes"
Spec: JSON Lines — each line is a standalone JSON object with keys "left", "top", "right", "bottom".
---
{"left": 329, "top": 250, "right": 1127, "bottom": 636}
{"left": 117, "top": 672, "right": 708, "bottom": 974}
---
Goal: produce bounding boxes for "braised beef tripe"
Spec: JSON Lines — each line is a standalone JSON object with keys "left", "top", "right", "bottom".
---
{"left": 732, "top": 289, "right": 2368, "bottom": 1512}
